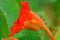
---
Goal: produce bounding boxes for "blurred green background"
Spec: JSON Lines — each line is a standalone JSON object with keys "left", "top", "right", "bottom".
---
{"left": 0, "top": 0, "right": 60, "bottom": 40}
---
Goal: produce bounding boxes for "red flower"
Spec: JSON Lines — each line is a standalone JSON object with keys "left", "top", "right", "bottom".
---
{"left": 10, "top": 1, "right": 34, "bottom": 36}
{"left": 9, "top": 1, "right": 54, "bottom": 40}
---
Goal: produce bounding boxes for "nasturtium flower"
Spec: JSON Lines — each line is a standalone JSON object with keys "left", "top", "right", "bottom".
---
{"left": 10, "top": 1, "right": 54, "bottom": 40}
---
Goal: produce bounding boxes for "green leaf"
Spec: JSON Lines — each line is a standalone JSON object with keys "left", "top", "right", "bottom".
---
{"left": 0, "top": 0, "right": 20, "bottom": 38}
{"left": 0, "top": 0, "right": 20, "bottom": 29}
{"left": 55, "top": 26, "right": 60, "bottom": 40}
{"left": 17, "top": 29, "right": 40, "bottom": 40}
{"left": 0, "top": 7, "right": 9, "bottom": 39}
